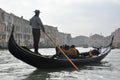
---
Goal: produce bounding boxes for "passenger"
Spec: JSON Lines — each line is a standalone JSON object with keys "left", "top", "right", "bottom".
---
{"left": 89, "top": 50, "right": 94, "bottom": 57}
{"left": 60, "top": 45, "right": 80, "bottom": 59}
{"left": 91, "top": 49, "right": 100, "bottom": 56}
{"left": 80, "top": 50, "right": 94, "bottom": 57}
{"left": 68, "top": 45, "right": 79, "bottom": 58}
{"left": 51, "top": 46, "right": 65, "bottom": 59}
{"left": 60, "top": 45, "right": 79, "bottom": 58}
{"left": 59, "top": 45, "right": 70, "bottom": 58}
{"left": 80, "top": 49, "right": 100, "bottom": 57}
{"left": 64, "top": 45, "right": 70, "bottom": 50}
{"left": 52, "top": 45, "right": 80, "bottom": 59}
{"left": 56, "top": 46, "right": 65, "bottom": 56}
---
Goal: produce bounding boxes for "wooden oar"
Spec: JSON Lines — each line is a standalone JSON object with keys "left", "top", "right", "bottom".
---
{"left": 44, "top": 32, "right": 80, "bottom": 72}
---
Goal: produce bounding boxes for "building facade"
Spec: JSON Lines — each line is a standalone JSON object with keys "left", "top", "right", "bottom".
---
{"left": 89, "top": 34, "right": 105, "bottom": 47}
{"left": 111, "top": 28, "right": 120, "bottom": 48}
{"left": 0, "top": 8, "right": 33, "bottom": 48}
{"left": 70, "top": 36, "right": 89, "bottom": 47}
{"left": 56, "top": 32, "right": 71, "bottom": 46}
{"left": 1, "top": 8, "right": 120, "bottom": 48}
{"left": 0, "top": 8, "right": 72, "bottom": 48}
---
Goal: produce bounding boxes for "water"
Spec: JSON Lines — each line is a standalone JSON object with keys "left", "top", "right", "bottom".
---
{"left": 0, "top": 47, "right": 120, "bottom": 80}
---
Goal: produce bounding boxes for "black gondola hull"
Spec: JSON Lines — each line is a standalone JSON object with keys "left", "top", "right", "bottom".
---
{"left": 8, "top": 26, "right": 113, "bottom": 69}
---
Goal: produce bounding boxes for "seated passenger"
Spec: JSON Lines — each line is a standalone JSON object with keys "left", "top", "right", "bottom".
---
{"left": 51, "top": 46, "right": 63, "bottom": 58}
{"left": 91, "top": 49, "right": 100, "bottom": 56}
{"left": 51, "top": 45, "right": 80, "bottom": 59}
{"left": 80, "top": 49, "right": 100, "bottom": 57}
{"left": 69, "top": 45, "right": 79, "bottom": 58}
{"left": 64, "top": 45, "right": 79, "bottom": 58}
{"left": 59, "top": 45, "right": 70, "bottom": 58}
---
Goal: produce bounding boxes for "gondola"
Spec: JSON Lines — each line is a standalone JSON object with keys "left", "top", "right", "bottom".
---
{"left": 8, "top": 26, "right": 113, "bottom": 69}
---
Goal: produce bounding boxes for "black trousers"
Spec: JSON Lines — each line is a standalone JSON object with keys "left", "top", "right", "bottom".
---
{"left": 32, "top": 29, "right": 40, "bottom": 52}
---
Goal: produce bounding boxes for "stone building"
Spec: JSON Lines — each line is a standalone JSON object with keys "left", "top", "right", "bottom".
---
{"left": 0, "top": 8, "right": 32, "bottom": 48}
{"left": 0, "top": 8, "right": 72, "bottom": 48}
{"left": 111, "top": 28, "right": 120, "bottom": 48}
{"left": 71, "top": 36, "right": 89, "bottom": 47}
{"left": 0, "top": 8, "right": 12, "bottom": 48}
{"left": 89, "top": 34, "right": 105, "bottom": 47}
{"left": 56, "top": 32, "right": 71, "bottom": 46}
{"left": 40, "top": 25, "right": 58, "bottom": 47}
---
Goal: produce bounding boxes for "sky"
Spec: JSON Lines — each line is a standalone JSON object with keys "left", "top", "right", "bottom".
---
{"left": 0, "top": 0, "right": 120, "bottom": 37}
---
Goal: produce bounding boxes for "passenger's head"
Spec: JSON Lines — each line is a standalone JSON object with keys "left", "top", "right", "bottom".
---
{"left": 64, "top": 45, "right": 69, "bottom": 50}
{"left": 71, "top": 45, "right": 75, "bottom": 48}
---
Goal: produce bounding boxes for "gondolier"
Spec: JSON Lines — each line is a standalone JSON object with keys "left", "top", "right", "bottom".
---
{"left": 30, "top": 10, "right": 45, "bottom": 54}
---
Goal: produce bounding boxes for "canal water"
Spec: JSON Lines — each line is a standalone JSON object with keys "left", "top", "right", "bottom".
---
{"left": 0, "top": 47, "right": 120, "bottom": 80}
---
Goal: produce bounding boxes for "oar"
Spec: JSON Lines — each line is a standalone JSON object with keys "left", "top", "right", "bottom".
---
{"left": 44, "top": 32, "right": 80, "bottom": 72}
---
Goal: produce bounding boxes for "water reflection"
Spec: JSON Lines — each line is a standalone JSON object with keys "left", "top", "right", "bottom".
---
{"left": 83, "top": 61, "right": 113, "bottom": 70}
{"left": 23, "top": 61, "right": 112, "bottom": 80}
{"left": 23, "top": 69, "right": 50, "bottom": 80}
{"left": 23, "top": 68, "right": 75, "bottom": 80}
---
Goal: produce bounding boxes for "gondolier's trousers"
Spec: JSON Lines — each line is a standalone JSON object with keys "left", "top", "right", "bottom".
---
{"left": 32, "top": 29, "right": 40, "bottom": 52}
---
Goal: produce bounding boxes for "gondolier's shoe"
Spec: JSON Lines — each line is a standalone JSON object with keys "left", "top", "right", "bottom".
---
{"left": 35, "top": 51, "right": 41, "bottom": 55}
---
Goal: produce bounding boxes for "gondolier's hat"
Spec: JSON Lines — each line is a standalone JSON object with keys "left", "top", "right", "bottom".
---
{"left": 34, "top": 10, "right": 41, "bottom": 13}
